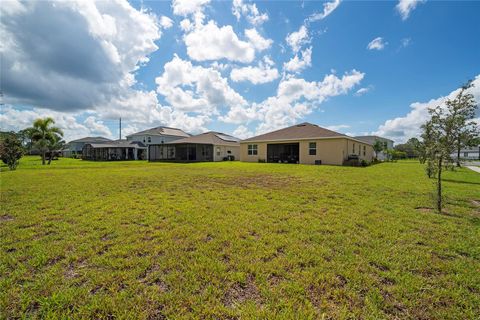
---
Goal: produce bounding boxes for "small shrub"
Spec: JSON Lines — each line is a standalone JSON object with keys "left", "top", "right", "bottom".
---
{"left": 258, "top": 159, "right": 266, "bottom": 163}
{"left": 0, "top": 133, "right": 24, "bottom": 170}
{"left": 343, "top": 159, "right": 361, "bottom": 166}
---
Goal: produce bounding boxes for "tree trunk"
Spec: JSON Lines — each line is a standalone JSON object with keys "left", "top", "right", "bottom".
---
{"left": 436, "top": 157, "right": 442, "bottom": 214}
{"left": 456, "top": 144, "right": 461, "bottom": 167}
{"left": 48, "top": 152, "right": 52, "bottom": 165}
{"left": 41, "top": 151, "right": 46, "bottom": 165}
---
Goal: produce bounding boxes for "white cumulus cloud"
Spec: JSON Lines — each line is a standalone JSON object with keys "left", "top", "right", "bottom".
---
{"left": 284, "top": 46, "right": 312, "bottom": 73}
{"left": 367, "top": 37, "right": 387, "bottom": 50}
{"left": 159, "top": 15, "right": 174, "bottom": 29}
{"left": 232, "top": 125, "right": 254, "bottom": 139}
{"left": 245, "top": 28, "right": 273, "bottom": 51}
{"left": 221, "top": 70, "right": 365, "bottom": 132}
{"left": 286, "top": 25, "right": 310, "bottom": 53}
{"left": 230, "top": 64, "right": 279, "bottom": 85}
{"left": 172, "top": 0, "right": 210, "bottom": 16}
{"left": 156, "top": 55, "right": 247, "bottom": 115}
{"left": 307, "top": 0, "right": 341, "bottom": 22}
{"left": 232, "top": 0, "right": 268, "bottom": 25}
{"left": 0, "top": 0, "right": 161, "bottom": 111}
{"left": 396, "top": 0, "right": 426, "bottom": 21}
{"left": 184, "top": 20, "right": 255, "bottom": 63}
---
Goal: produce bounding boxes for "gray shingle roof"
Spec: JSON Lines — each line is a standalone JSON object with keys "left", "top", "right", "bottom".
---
{"left": 354, "top": 135, "right": 394, "bottom": 143}
{"left": 87, "top": 140, "right": 146, "bottom": 149}
{"left": 242, "top": 123, "right": 346, "bottom": 142}
{"left": 126, "top": 126, "right": 190, "bottom": 138}
{"left": 69, "top": 136, "right": 112, "bottom": 143}
{"left": 165, "top": 132, "right": 240, "bottom": 146}
{"left": 241, "top": 122, "right": 372, "bottom": 145}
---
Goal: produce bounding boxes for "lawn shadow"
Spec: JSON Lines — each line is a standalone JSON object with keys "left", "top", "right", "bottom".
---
{"left": 443, "top": 179, "right": 480, "bottom": 186}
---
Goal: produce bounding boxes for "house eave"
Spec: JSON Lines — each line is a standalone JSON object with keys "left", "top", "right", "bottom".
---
{"left": 241, "top": 136, "right": 373, "bottom": 146}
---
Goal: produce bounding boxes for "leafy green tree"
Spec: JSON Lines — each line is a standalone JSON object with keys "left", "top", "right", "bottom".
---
{"left": 0, "top": 132, "right": 24, "bottom": 170}
{"left": 421, "top": 102, "right": 459, "bottom": 213}
{"left": 373, "top": 140, "right": 384, "bottom": 160}
{"left": 29, "top": 118, "right": 63, "bottom": 165}
{"left": 448, "top": 81, "right": 479, "bottom": 167}
{"left": 395, "top": 138, "right": 422, "bottom": 158}
{"left": 17, "top": 127, "right": 37, "bottom": 154}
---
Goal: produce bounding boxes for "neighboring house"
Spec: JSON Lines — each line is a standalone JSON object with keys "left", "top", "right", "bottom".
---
{"left": 82, "top": 140, "right": 147, "bottom": 161}
{"left": 240, "top": 122, "right": 374, "bottom": 165}
{"left": 355, "top": 135, "right": 394, "bottom": 161}
{"left": 126, "top": 126, "right": 191, "bottom": 144}
{"left": 148, "top": 132, "right": 240, "bottom": 162}
{"left": 63, "top": 136, "right": 112, "bottom": 157}
{"left": 126, "top": 126, "right": 190, "bottom": 159}
{"left": 451, "top": 146, "right": 480, "bottom": 160}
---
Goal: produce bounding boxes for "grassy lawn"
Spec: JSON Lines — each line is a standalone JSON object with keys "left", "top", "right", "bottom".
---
{"left": 1, "top": 157, "right": 479, "bottom": 319}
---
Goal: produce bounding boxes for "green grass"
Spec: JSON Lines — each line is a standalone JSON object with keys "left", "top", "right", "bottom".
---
{"left": 1, "top": 157, "right": 479, "bottom": 319}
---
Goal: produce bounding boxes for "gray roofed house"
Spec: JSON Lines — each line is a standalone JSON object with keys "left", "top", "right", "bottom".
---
{"left": 149, "top": 132, "right": 240, "bottom": 162}
{"left": 126, "top": 126, "right": 190, "bottom": 143}
{"left": 126, "top": 126, "right": 191, "bottom": 159}
{"left": 63, "top": 136, "right": 113, "bottom": 157}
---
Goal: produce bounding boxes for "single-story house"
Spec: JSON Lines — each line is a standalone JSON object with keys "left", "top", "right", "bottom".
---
{"left": 354, "top": 135, "right": 394, "bottom": 161}
{"left": 450, "top": 146, "right": 480, "bottom": 160}
{"left": 63, "top": 136, "right": 112, "bottom": 157}
{"left": 126, "top": 126, "right": 190, "bottom": 159}
{"left": 148, "top": 132, "right": 240, "bottom": 162}
{"left": 240, "top": 122, "right": 374, "bottom": 165}
{"left": 82, "top": 140, "right": 147, "bottom": 161}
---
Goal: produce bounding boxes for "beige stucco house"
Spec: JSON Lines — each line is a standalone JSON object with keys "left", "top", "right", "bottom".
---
{"left": 240, "top": 122, "right": 374, "bottom": 165}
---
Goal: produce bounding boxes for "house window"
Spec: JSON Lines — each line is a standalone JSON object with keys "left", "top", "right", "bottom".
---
{"left": 147, "top": 137, "right": 151, "bottom": 143}
{"left": 248, "top": 144, "right": 258, "bottom": 155}
{"left": 352, "top": 143, "right": 355, "bottom": 153}
{"left": 309, "top": 142, "right": 316, "bottom": 155}
{"left": 363, "top": 145, "right": 366, "bottom": 156}
{"left": 217, "top": 147, "right": 221, "bottom": 156}
{"left": 464, "top": 152, "right": 468, "bottom": 157}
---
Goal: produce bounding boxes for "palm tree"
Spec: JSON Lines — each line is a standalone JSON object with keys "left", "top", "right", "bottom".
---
{"left": 30, "top": 118, "right": 63, "bottom": 165}
{"left": 47, "top": 135, "right": 66, "bottom": 164}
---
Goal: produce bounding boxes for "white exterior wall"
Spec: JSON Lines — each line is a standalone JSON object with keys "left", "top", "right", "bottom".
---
{"left": 63, "top": 141, "right": 87, "bottom": 157}
{"left": 127, "top": 134, "right": 185, "bottom": 159}
{"left": 126, "top": 134, "right": 182, "bottom": 144}
{"left": 450, "top": 147, "right": 480, "bottom": 160}
{"left": 213, "top": 145, "right": 240, "bottom": 162}
{"left": 355, "top": 136, "right": 393, "bottom": 160}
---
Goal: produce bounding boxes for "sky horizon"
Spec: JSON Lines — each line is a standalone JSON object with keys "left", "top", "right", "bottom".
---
{"left": 1, "top": 0, "right": 479, "bottom": 143}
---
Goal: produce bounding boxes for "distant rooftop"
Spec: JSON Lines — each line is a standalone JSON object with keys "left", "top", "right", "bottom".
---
{"left": 354, "top": 135, "right": 394, "bottom": 143}
{"left": 87, "top": 140, "right": 146, "bottom": 149}
{"left": 69, "top": 136, "right": 112, "bottom": 143}
{"left": 166, "top": 132, "right": 240, "bottom": 146}
{"left": 126, "top": 126, "right": 190, "bottom": 138}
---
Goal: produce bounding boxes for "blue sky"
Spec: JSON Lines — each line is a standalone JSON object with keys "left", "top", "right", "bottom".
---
{"left": 1, "top": 0, "right": 479, "bottom": 142}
